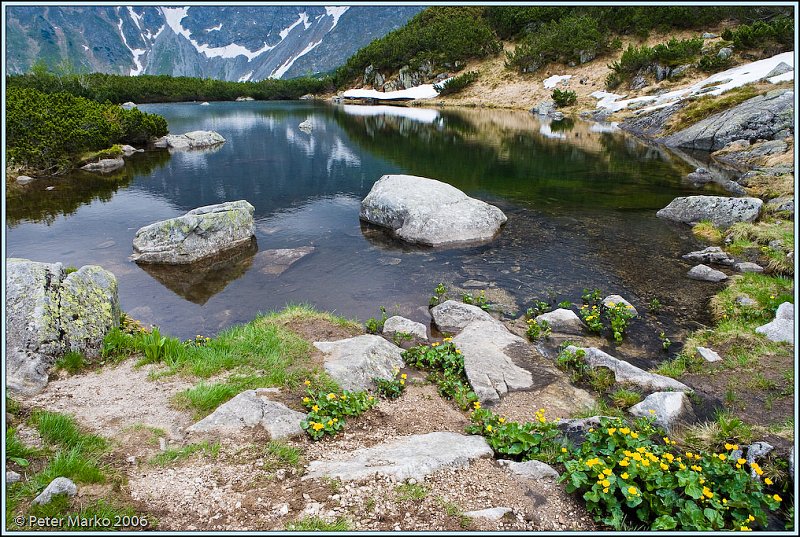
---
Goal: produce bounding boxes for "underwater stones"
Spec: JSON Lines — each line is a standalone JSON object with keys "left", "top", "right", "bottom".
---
{"left": 131, "top": 200, "right": 255, "bottom": 265}
{"left": 360, "top": 175, "right": 507, "bottom": 246}
{"left": 682, "top": 246, "right": 735, "bottom": 266}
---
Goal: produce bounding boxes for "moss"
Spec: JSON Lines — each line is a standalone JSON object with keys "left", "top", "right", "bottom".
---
{"left": 692, "top": 221, "right": 723, "bottom": 243}
{"left": 76, "top": 144, "right": 123, "bottom": 166}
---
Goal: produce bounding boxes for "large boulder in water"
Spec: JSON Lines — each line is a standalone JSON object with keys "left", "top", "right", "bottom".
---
{"left": 656, "top": 196, "right": 762, "bottom": 228}
{"left": 6, "top": 259, "right": 119, "bottom": 395}
{"left": 154, "top": 130, "right": 225, "bottom": 150}
{"left": 360, "top": 175, "right": 507, "bottom": 246}
{"left": 131, "top": 200, "right": 256, "bottom": 264}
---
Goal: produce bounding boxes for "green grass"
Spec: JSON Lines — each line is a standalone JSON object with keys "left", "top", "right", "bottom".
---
{"left": 652, "top": 351, "right": 705, "bottom": 378}
{"left": 285, "top": 516, "right": 351, "bottom": 531}
{"left": 666, "top": 85, "right": 760, "bottom": 133}
{"left": 570, "top": 400, "right": 625, "bottom": 419}
{"left": 149, "top": 441, "right": 220, "bottom": 466}
{"left": 609, "top": 388, "right": 643, "bottom": 409}
{"left": 24, "top": 446, "right": 107, "bottom": 497}
{"left": 710, "top": 273, "right": 793, "bottom": 323}
{"left": 30, "top": 410, "right": 107, "bottom": 453}
{"left": 395, "top": 483, "right": 429, "bottom": 501}
{"left": 55, "top": 351, "right": 87, "bottom": 374}
{"left": 264, "top": 441, "right": 302, "bottom": 469}
{"left": 691, "top": 221, "right": 723, "bottom": 243}
{"left": 675, "top": 410, "right": 756, "bottom": 452}
{"left": 7, "top": 395, "right": 22, "bottom": 416}
{"left": 6, "top": 427, "right": 40, "bottom": 467}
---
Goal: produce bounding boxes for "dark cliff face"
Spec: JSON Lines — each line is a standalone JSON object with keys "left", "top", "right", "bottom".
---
{"left": 5, "top": 5, "right": 424, "bottom": 80}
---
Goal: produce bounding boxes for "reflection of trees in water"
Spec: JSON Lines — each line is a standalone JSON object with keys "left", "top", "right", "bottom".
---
{"left": 6, "top": 150, "right": 172, "bottom": 227}
{"left": 331, "top": 107, "right": 723, "bottom": 210}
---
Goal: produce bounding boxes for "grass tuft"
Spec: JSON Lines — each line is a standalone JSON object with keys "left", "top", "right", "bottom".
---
{"left": 286, "top": 516, "right": 351, "bottom": 531}
{"left": 691, "top": 220, "right": 723, "bottom": 243}
{"left": 55, "top": 351, "right": 87, "bottom": 374}
{"left": 31, "top": 410, "right": 107, "bottom": 453}
{"left": 149, "top": 441, "right": 220, "bottom": 466}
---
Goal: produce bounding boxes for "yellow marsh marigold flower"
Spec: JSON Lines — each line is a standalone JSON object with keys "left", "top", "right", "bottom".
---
{"left": 686, "top": 452, "right": 694, "bottom": 458}
{"left": 455, "top": 349, "right": 462, "bottom": 354}
{"left": 312, "top": 422, "right": 324, "bottom": 431}
{"left": 702, "top": 487, "right": 713, "bottom": 499}
{"left": 333, "top": 418, "right": 338, "bottom": 422}
{"left": 740, "top": 526, "right": 751, "bottom": 531}
{"left": 725, "top": 443, "right": 734, "bottom": 450}
{"left": 773, "top": 494, "right": 782, "bottom": 502}
{"left": 431, "top": 342, "right": 440, "bottom": 347}
{"left": 764, "top": 478, "right": 773, "bottom": 485}
{"left": 601, "top": 479, "right": 611, "bottom": 488}
{"left": 738, "top": 458, "right": 747, "bottom": 465}
{"left": 620, "top": 427, "right": 630, "bottom": 435}
{"left": 660, "top": 463, "right": 669, "bottom": 471}
{"left": 486, "top": 425, "right": 493, "bottom": 432}
{"left": 732, "top": 444, "right": 739, "bottom": 450}
{"left": 607, "top": 428, "right": 617, "bottom": 435}
{"left": 327, "top": 420, "right": 333, "bottom": 426}
{"left": 628, "top": 487, "right": 638, "bottom": 496}
{"left": 312, "top": 405, "right": 319, "bottom": 412}
{"left": 630, "top": 432, "right": 639, "bottom": 439}
{"left": 755, "top": 467, "right": 764, "bottom": 476}
{"left": 303, "top": 397, "right": 310, "bottom": 404}
{"left": 602, "top": 468, "right": 612, "bottom": 476}
{"left": 401, "top": 373, "right": 407, "bottom": 379}
{"left": 603, "top": 487, "right": 609, "bottom": 493}
{"left": 443, "top": 337, "right": 453, "bottom": 342}
{"left": 641, "top": 460, "right": 650, "bottom": 467}
{"left": 561, "top": 447, "right": 567, "bottom": 453}
{"left": 619, "top": 459, "right": 630, "bottom": 467}
{"left": 588, "top": 428, "right": 594, "bottom": 433}
{"left": 748, "top": 515, "right": 755, "bottom": 522}
{"left": 636, "top": 447, "right": 646, "bottom": 453}
{"left": 327, "top": 393, "right": 337, "bottom": 400}
{"left": 632, "top": 453, "right": 643, "bottom": 462}
{"left": 400, "top": 380, "right": 405, "bottom": 385}
{"left": 624, "top": 450, "right": 633, "bottom": 457}
{"left": 649, "top": 409, "right": 656, "bottom": 415}
{"left": 679, "top": 464, "right": 687, "bottom": 470}
{"left": 718, "top": 454, "right": 727, "bottom": 461}
{"left": 621, "top": 472, "right": 629, "bottom": 479}
{"left": 368, "top": 395, "right": 374, "bottom": 400}
{"left": 304, "top": 379, "right": 311, "bottom": 386}
{"left": 499, "top": 417, "right": 506, "bottom": 424}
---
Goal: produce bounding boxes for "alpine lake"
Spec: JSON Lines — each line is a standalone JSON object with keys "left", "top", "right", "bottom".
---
{"left": 7, "top": 100, "right": 732, "bottom": 368}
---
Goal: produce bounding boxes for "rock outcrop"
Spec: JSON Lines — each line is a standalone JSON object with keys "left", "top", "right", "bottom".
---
{"left": 430, "top": 300, "right": 496, "bottom": 334}
{"left": 656, "top": 196, "right": 762, "bottom": 228}
{"left": 628, "top": 392, "right": 695, "bottom": 433}
{"left": 659, "top": 89, "right": 793, "bottom": 151}
{"left": 6, "top": 259, "right": 119, "bottom": 395}
{"left": 313, "top": 335, "right": 404, "bottom": 391}
{"left": 154, "top": 130, "right": 226, "bottom": 150}
{"left": 303, "top": 432, "right": 492, "bottom": 482}
{"left": 360, "top": 175, "right": 507, "bottom": 247}
{"left": 131, "top": 200, "right": 256, "bottom": 264}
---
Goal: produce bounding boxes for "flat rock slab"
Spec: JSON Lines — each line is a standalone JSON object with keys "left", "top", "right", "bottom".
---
{"left": 382, "top": 316, "right": 428, "bottom": 345}
{"left": 734, "top": 262, "right": 764, "bottom": 273}
{"left": 602, "top": 295, "right": 639, "bottom": 316}
{"left": 313, "top": 335, "right": 404, "bottom": 391}
{"left": 756, "top": 302, "right": 794, "bottom": 345}
{"left": 431, "top": 300, "right": 496, "bottom": 334}
{"left": 454, "top": 320, "right": 536, "bottom": 405}
{"left": 81, "top": 157, "right": 124, "bottom": 173}
{"left": 32, "top": 477, "right": 77, "bottom": 505}
{"left": 187, "top": 389, "right": 305, "bottom": 439}
{"left": 155, "top": 130, "right": 225, "bottom": 150}
{"left": 360, "top": 174, "right": 507, "bottom": 247}
{"left": 255, "top": 247, "right": 314, "bottom": 275}
{"left": 696, "top": 346, "right": 722, "bottom": 362}
{"left": 464, "top": 507, "right": 513, "bottom": 521}
{"left": 566, "top": 346, "right": 691, "bottom": 394}
{"left": 499, "top": 459, "right": 559, "bottom": 481}
{"left": 303, "top": 432, "right": 492, "bottom": 482}
{"left": 657, "top": 196, "right": 762, "bottom": 228}
{"left": 682, "top": 246, "right": 734, "bottom": 266}
{"left": 535, "top": 308, "right": 585, "bottom": 335}
{"left": 687, "top": 264, "right": 728, "bottom": 282}
{"left": 628, "top": 392, "right": 695, "bottom": 433}
{"left": 132, "top": 200, "right": 255, "bottom": 264}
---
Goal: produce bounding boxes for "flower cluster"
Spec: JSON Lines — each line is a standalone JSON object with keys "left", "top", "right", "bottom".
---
{"left": 526, "top": 318, "right": 551, "bottom": 341}
{"left": 402, "top": 341, "right": 475, "bottom": 410}
{"left": 300, "top": 383, "right": 378, "bottom": 440}
{"left": 374, "top": 366, "right": 407, "bottom": 400}
{"left": 579, "top": 304, "right": 604, "bottom": 333}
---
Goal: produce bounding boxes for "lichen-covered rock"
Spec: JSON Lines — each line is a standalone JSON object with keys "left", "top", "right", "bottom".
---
{"left": 6, "top": 259, "right": 120, "bottom": 395}
{"left": 430, "top": 300, "right": 496, "bottom": 334}
{"left": 628, "top": 392, "right": 695, "bottom": 433}
{"left": 360, "top": 175, "right": 507, "bottom": 246}
{"left": 382, "top": 316, "right": 428, "bottom": 346}
{"left": 657, "top": 196, "right": 762, "bottom": 228}
{"left": 313, "top": 335, "right": 404, "bottom": 391}
{"left": 154, "top": 130, "right": 225, "bottom": 150}
{"left": 81, "top": 157, "right": 124, "bottom": 173}
{"left": 687, "top": 264, "right": 728, "bottom": 282}
{"left": 132, "top": 200, "right": 256, "bottom": 264}
{"left": 534, "top": 308, "right": 585, "bottom": 335}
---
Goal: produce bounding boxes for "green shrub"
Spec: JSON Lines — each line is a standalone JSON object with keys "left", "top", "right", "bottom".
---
{"left": 300, "top": 387, "right": 378, "bottom": 440}
{"left": 721, "top": 17, "right": 793, "bottom": 50}
{"left": 435, "top": 71, "right": 479, "bottom": 96}
{"left": 507, "top": 14, "right": 606, "bottom": 72}
{"left": 552, "top": 88, "right": 577, "bottom": 107}
{"left": 526, "top": 318, "right": 551, "bottom": 341}
{"left": 609, "top": 38, "right": 702, "bottom": 79}
{"left": 365, "top": 306, "right": 388, "bottom": 335}
{"left": 403, "top": 340, "right": 476, "bottom": 409}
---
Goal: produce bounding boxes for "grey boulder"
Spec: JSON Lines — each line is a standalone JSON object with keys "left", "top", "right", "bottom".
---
{"left": 16, "top": 175, "right": 35, "bottom": 185}
{"left": 602, "top": 295, "right": 638, "bottom": 316}
{"left": 657, "top": 196, "right": 762, "bottom": 228}
{"left": 187, "top": 389, "right": 306, "bottom": 439}
{"left": 755, "top": 302, "right": 794, "bottom": 345}
{"left": 154, "top": 130, "right": 225, "bottom": 150}
{"left": 303, "top": 432, "right": 492, "bottom": 482}
{"left": 430, "top": 300, "right": 496, "bottom": 334}
{"left": 464, "top": 507, "right": 513, "bottom": 521}
{"left": 682, "top": 246, "right": 735, "bottom": 266}
{"left": 382, "top": 316, "right": 428, "bottom": 346}
{"left": 7, "top": 470, "right": 21, "bottom": 484}
{"left": 32, "top": 477, "right": 77, "bottom": 505}
{"left": 734, "top": 262, "right": 764, "bottom": 273}
{"left": 535, "top": 308, "right": 585, "bottom": 335}
{"left": 687, "top": 264, "right": 728, "bottom": 282}
{"left": 132, "top": 200, "right": 256, "bottom": 264}
{"left": 628, "top": 392, "right": 695, "bottom": 433}
{"left": 499, "top": 459, "right": 559, "bottom": 480}
{"left": 360, "top": 175, "right": 507, "bottom": 247}
{"left": 313, "top": 335, "right": 404, "bottom": 391}
{"left": 81, "top": 158, "right": 124, "bottom": 173}
{"left": 696, "top": 346, "right": 722, "bottom": 363}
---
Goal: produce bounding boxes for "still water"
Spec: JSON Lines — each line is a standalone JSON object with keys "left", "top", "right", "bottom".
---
{"left": 7, "top": 101, "right": 729, "bottom": 351}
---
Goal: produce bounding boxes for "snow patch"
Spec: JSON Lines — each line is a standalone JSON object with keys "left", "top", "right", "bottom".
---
{"left": 280, "top": 12, "right": 310, "bottom": 40}
{"left": 238, "top": 71, "right": 254, "bottom": 82}
{"left": 340, "top": 104, "right": 441, "bottom": 124}
{"left": 593, "top": 52, "right": 794, "bottom": 113}
{"left": 127, "top": 6, "right": 143, "bottom": 31}
{"left": 161, "top": 6, "right": 273, "bottom": 60}
{"left": 539, "top": 122, "right": 567, "bottom": 140}
{"left": 116, "top": 12, "right": 145, "bottom": 76}
{"left": 269, "top": 39, "right": 322, "bottom": 79}
{"left": 543, "top": 75, "right": 572, "bottom": 89}
{"left": 769, "top": 71, "right": 794, "bottom": 84}
{"left": 206, "top": 23, "right": 223, "bottom": 32}
{"left": 325, "top": 6, "right": 349, "bottom": 29}
{"left": 342, "top": 83, "right": 446, "bottom": 101}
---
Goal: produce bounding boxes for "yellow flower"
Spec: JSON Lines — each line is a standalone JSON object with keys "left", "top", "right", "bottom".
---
{"left": 641, "top": 460, "right": 650, "bottom": 467}
{"left": 327, "top": 393, "right": 337, "bottom": 400}
{"left": 400, "top": 379, "right": 405, "bottom": 385}
{"left": 679, "top": 464, "right": 687, "bottom": 470}
{"left": 747, "top": 515, "right": 755, "bottom": 522}
{"left": 620, "top": 427, "right": 630, "bottom": 435}
{"left": 333, "top": 418, "right": 338, "bottom": 422}
{"left": 608, "top": 302, "right": 616, "bottom": 307}
{"left": 636, "top": 447, "right": 647, "bottom": 453}
{"left": 773, "top": 494, "right": 782, "bottom": 502}
{"left": 401, "top": 373, "right": 407, "bottom": 379}
{"left": 686, "top": 452, "right": 693, "bottom": 458}
{"left": 755, "top": 467, "right": 764, "bottom": 476}
{"left": 702, "top": 486, "right": 713, "bottom": 499}
{"left": 621, "top": 472, "right": 629, "bottom": 479}
{"left": 312, "top": 422, "right": 324, "bottom": 431}
{"left": 368, "top": 395, "right": 374, "bottom": 401}
{"left": 619, "top": 459, "right": 630, "bottom": 467}
{"left": 722, "top": 498, "right": 727, "bottom": 504}
{"left": 663, "top": 437, "right": 671, "bottom": 444}
{"left": 632, "top": 453, "right": 643, "bottom": 462}
{"left": 312, "top": 405, "right": 319, "bottom": 412}
{"left": 303, "top": 397, "right": 310, "bottom": 404}
{"left": 724, "top": 442, "right": 734, "bottom": 450}
{"left": 603, "top": 487, "right": 609, "bottom": 494}
{"left": 628, "top": 487, "right": 638, "bottom": 496}
{"left": 561, "top": 447, "right": 567, "bottom": 453}
{"left": 538, "top": 416, "right": 546, "bottom": 423}
{"left": 660, "top": 463, "right": 669, "bottom": 471}
{"left": 486, "top": 425, "right": 493, "bottom": 432}
{"left": 455, "top": 349, "right": 462, "bottom": 354}
{"left": 431, "top": 342, "right": 440, "bottom": 347}
{"left": 327, "top": 420, "right": 333, "bottom": 426}
{"left": 304, "top": 379, "right": 311, "bottom": 386}
{"left": 603, "top": 468, "right": 612, "bottom": 476}
{"left": 699, "top": 478, "right": 705, "bottom": 484}
{"left": 740, "top": 526, "right": 751, "bottom": 531}
{"left": 607, "top": 428, "right": 617, "bottom": 435}
{"left": 718, "top": 454, "right": 726, "bottom": 461}
{"left": 630, "top": 432, "right": 639, "bottom": 439}
{"left": 443, "top": 337, "right": 453, "bottom": 342}
{"left": 588, "top": 428, "right": 594, "bottom": 432}
{"left": 649, "top": 409, "right": 656, "bottom": 415}
{"left": 601, "top": 479, "right": 611, "bottom": 487}
{"left": 499, "top": 417, "right": 506, "bottom": 424}
{"left": 623, "top": 450, "right": 633, "bottom": 457}
{"left": 764, "top": 478, "right": 773, "bottom": 485}
{"left": 473, "top": 401, "right": 481, "bottom": 409}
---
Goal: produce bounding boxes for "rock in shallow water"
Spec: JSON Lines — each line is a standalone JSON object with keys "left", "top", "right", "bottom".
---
{"left": 682, "top": 246, "right": 734, "bottom": 266}
{"left": 657, "top": 196, "right": 762, "bottom": 228}
{"left": 154, "top": 130, "right": 225, "bottom": 150}
{"left": 131, "top": 200, "right": 255, "bottom": 264}
{"left": 686, "top": 264, "right": 728, "bottom": 282}
{"left": 360, "top": 174, "right": 507, "bottom": 247}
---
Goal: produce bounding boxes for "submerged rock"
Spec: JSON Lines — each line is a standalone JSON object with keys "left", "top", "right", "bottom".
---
{"left": 313, "top": 335, "right": 404, "bottom": 391}
{"left": 360, "top": 175, "right": 507, "bottom": 247}
{"left": 154, "top": 130, "right": 226, "bottom": 150}
{"left": 687, "top": 264, "right": 728, "bottom": 282}
{"left": 6, "top": 259, "right": 119, "bottom": 395}
{"left": 657, "top": 196, "right": 762, "bottom": 228}
{"left": 303, "top": 432, "right": 492, "bottom": 482}
{"left": 187, "top": 389, "right": 306, "bottom": 439}
{"left": 131, "top": 200, "right": 256, "bottom": 264}
{"left": 682, "top": 246, "right": 735, "bottom": 266}
{"left": 256, "top": 246, "right": 314, "bottom": 276}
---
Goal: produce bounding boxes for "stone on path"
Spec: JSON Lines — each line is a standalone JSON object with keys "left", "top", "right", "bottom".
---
{"left": 687, "top": 264, "right": 728, "bottom": 282}
{"left": 755, "top": 302, "right": 794, "bottom": 345}
{"left": 657, "top": 196, "right": 762, "bottom": 228}
{"left": 430, "top": 300, "right": 496, "bottom": 334}
{"left": 696, "top": 346, "right": 722, "bottom": 363}
{"left": 464, "top": 507, "right": 513, "bottom": 521}
{"left": 132, "top": 200, "right": 255, "bottom": 264}
{"left": 682, "top": 246, "right": 734, "bottom": 266}
{"left": 32, "top": 477, "right": 77, "bottom": 505}
{"left": 602, "top": 295, "right": 639, "bottom": 316}
{"left": 534, "top": 308, "right": 585, "bottom": 335}
{"left": 628, "top": 392, "right": 695, "bottom": 433}
{"left": 382, "top": 316, "right": 428, "bottom": 346}
{"left": 303, "top": 432, "right": 492, "bottom": 482}
{"left": 313, "top": 335, "right": 404, "bottom": 391}
{"left": 360, "top": 175, "right": 507, "bottom": 247}
{"left": 187, "top": 389, "right": 306, "bottom": 439}
{"left": 499, "top": 459, "right": 559, "bottom": 481}
{"left": 566, "top": 346, "right": 691, "bottom": 393}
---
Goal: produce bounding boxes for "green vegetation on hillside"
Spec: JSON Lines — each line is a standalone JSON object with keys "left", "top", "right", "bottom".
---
{"left": 6, "top": 87, "right": 167, "bottom": 174}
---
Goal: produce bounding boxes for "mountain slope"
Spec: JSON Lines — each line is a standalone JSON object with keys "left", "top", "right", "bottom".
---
{"left": 5, "top": 5, "right": 424, "bottom": 80}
